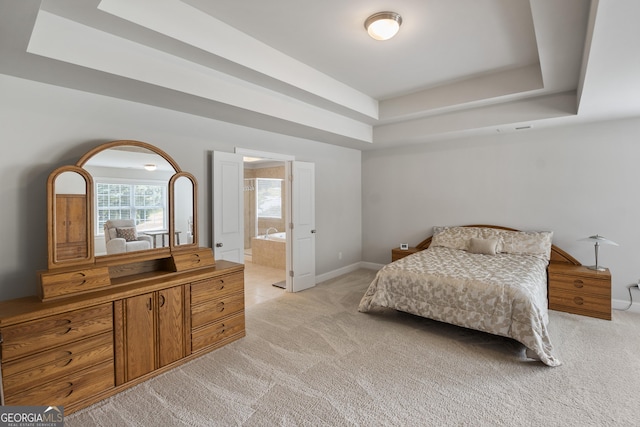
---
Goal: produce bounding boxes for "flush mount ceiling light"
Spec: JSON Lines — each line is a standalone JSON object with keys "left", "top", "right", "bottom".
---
{"left": 364, "top": 11, "right": 402, "bottom": 41}
{"left": 144, "top": 164, "right": 157, "bottom": 171}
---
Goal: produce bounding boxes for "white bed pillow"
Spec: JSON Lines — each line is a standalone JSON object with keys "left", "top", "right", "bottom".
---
{"left": 431, "top": 226, "right": 553, "bottom": 260}
{"left": 468, "top": 237, "right": 499, "bottom": 255}
{"left": 499, "top": 230, "right": 553, "bottom": 260}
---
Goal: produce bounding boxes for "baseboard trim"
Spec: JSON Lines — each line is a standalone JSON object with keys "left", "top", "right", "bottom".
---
{"left": 314, "top": 263, "right": 362, "bottom": 284}
{"left": 612, "top": 298, "right": 640, "bottom": 314}
{"left": 314, "top": 262, "right": 383, "bottom": 285}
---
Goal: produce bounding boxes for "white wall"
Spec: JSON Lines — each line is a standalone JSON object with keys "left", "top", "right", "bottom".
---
{"left": 0, "top": 74, "right": 362, "bottom": 301}
{"left": 362, "top": 118, "right": 640, "bottom": 309}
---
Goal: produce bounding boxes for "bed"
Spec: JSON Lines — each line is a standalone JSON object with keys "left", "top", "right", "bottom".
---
{"left": 358, "top": 225, "right": 581, "bottom": 367}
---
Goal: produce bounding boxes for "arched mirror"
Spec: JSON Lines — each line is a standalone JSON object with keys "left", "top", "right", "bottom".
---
{"left": 172, "top": 174, "right": 196, "bottom": 248}
{"left": 48, "top": 168, "right": 92, "bottom": 268}
{"left": 47, "top": 140, "right": 198, "bottom": 267}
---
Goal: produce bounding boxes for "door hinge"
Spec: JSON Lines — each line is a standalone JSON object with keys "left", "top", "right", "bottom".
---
{"left": 289, "top": 223, "right": 294, "bottom": 230}
{"left": 289, "top": 174, "right": 293, "bottom": 182}
{"left": 289, "top": 270, "right": 294, "bottom": 277}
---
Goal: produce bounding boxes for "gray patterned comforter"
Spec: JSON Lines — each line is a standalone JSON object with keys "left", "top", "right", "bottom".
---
{"left": 358, "top": 246, "right": 561, "bottom": 366}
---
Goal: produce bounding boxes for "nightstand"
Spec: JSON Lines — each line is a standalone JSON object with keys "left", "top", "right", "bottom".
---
{"left": 548, "top": 263, "right": 611, "bottom": 320}
{"left": 391, "top": 247, "right": 420, "bottom": 262}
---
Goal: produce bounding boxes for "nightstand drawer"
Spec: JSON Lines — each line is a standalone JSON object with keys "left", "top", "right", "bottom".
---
{"left": 548, "top": 273, "right": 610, "bottom": 297}
{"left": 549, "top": 290, "right": 611, "bottom": 320}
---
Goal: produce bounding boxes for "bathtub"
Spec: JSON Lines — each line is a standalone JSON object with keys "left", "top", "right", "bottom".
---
{"left": 257, "top": 231, "right": 287, "bottom": 242}
{"left": 251, "top": 232, "right": 286, "bottom": 269}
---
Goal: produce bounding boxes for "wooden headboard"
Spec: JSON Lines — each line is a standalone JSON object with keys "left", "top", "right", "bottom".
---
{"left": 415, "top": 225, "right": 581, "bottom": 265}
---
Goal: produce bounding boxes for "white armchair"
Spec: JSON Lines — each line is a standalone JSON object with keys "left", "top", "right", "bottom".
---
{"left": 103, "top": 219, "right": 153, "bottom": 254}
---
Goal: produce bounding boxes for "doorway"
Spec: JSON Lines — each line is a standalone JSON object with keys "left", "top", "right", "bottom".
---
{"left": 212, "top": 149, "right": 316, "bottom": 297}
{"left": 243, "top": 157, "right": 287, "bottom": 307}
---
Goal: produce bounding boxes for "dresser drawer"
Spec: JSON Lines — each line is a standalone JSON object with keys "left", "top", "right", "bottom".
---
{"left": 1, "top": 303, "right": 113, "bottom": 361}
{"left": 3, "top": 360, "right": 114, "bottom": 407}
{"left": 2, "top": 332, "right": 113, "bottom": 397}
{"left": 549, "top": 290, "right": 611, "bottom": 320}
{"left": 173, "top": 249, "right": 216, "bottom": 271}
{"left": 191, "top": 292, "right": 244, "bottom": 329}
{"left": 192, "top": 312, "right": 245, "bottom": 352}
{"left": 39, "top": 267, "right": 111, "bottom": 301}
{"left": 549, "top": 273, "right": 610, "bottom": 297}
{"left": 191, "top": 272, "right": 244, "bottom": 305}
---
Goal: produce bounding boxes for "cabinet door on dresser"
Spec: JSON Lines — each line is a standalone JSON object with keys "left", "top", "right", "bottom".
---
{"left": 115, "top": 284, "right": 188, "bottom": 384}
{"left": 191, "top": 271, "right": 245, "bottom": 353}
{"left": 0, "top": 304, "right": 114, "bottom": 408}
{"left": 122, "top": 292, "right": 156, "bottom": 381}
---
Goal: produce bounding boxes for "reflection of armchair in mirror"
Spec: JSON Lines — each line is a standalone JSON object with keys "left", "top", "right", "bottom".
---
{"left": 103, "top": 219, "right": 153, "bottom": 254}
{"left": 46, "top": 140, "right": 200, "bottom": 267}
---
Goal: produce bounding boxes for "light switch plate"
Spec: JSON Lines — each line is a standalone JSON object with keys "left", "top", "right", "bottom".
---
{"left": 400, "top": 243, "right": 409, "bottom": 250}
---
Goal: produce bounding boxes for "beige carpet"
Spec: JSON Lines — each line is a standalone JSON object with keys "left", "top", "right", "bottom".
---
{"left": 67, "top": 269, "right": 640, "bottom": 426}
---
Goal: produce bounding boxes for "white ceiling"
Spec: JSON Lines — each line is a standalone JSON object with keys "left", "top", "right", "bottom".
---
{"left": 1, "top": 0, "right": 640, "bottom": 150}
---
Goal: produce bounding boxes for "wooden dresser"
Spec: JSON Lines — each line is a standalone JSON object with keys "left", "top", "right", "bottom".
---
{"left": 548, "top": 263, "right": 611, "bottom": 320}
{"left": 0, "top": 140, "right": 246, "bottom": 414}
{"left": 0, "top": 255, "right": 244, "bottom": 413}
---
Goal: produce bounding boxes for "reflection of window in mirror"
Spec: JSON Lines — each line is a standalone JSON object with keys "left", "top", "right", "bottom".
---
{"left": 95, "top": 181, "right": 167, "bottom": 234}
{"left": 256, "top": 178, "right": 283, "bottom": 219}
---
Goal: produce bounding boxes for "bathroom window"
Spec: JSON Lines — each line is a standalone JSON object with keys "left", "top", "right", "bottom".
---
{"left": 256, "top": 178, "right": 282, "bottom": 219}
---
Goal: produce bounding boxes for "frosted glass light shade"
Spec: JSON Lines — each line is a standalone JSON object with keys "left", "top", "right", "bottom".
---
{"left": 365, "top": 12, "right": 402, "bottom": 41}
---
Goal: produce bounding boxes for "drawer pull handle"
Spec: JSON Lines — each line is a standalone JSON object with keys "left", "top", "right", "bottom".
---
{"left": 59, "top": 382, "right": 74, "bottom": 399}
{"left": 58, "top": 327, "right": 73, "bottom": 335}
{"left": 216, "top": 302, "right": 225, "bottom": 312}
{"left": 191, "top": 254, "right": 201, "bottom": 264}
{"left": 159, "top": 293, "right": 166, "bottom": 308}
{"left": 573, "top": 297, "right": 584, "bottom": 305}
{"left": 573, "top": 280, "right": 584, "bottom": 288}
{"left": 56, "top": 358, "right": 73, "bottom": 368}
{"left": 71, "top": 272, "right": 87, "bottom": 286}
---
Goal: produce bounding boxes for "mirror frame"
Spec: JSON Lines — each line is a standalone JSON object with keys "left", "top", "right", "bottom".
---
{"left": 169, "top": 172, "right": 198, "bottom": 253}
{"left": 47, "top": 140, "right": 198, "bottom": 268}
{"left": 47, "top": 166, "right": 94, "bottom": 269}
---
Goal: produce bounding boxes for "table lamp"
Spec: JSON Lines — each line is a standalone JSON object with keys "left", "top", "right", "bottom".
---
{"left": 579, "top": 234, "right": 618, "bottom": 271}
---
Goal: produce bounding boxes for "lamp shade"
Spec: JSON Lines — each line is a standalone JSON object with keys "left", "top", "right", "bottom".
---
{"left": 365, "top": 12, "right": 402, "bottom": 41}
{"left": 579, "top": 235, "right": 619, "bottom": 246}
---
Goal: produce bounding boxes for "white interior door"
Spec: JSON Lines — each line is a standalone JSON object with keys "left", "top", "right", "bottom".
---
{"left": 212, "top": 151, "right": 244, "bottom": 263}
{"left": 290, "top": 161, "right": 316, "bottom": 292}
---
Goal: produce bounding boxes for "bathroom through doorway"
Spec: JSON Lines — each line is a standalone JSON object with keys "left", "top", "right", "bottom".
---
{"left": 243, "top": 156, "right": 287, "bottom": 306}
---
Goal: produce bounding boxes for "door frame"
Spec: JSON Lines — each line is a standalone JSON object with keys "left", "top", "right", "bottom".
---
{"left": 235, "top": 148, "right": 296, "bottom": 292}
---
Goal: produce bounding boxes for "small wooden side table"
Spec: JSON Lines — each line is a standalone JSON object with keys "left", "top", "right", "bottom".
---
{"left": 391, "top": 247, "right": 421, "bottom": 262}
{"left": 548, "top": 263, "right": 611, "bottom": 320}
